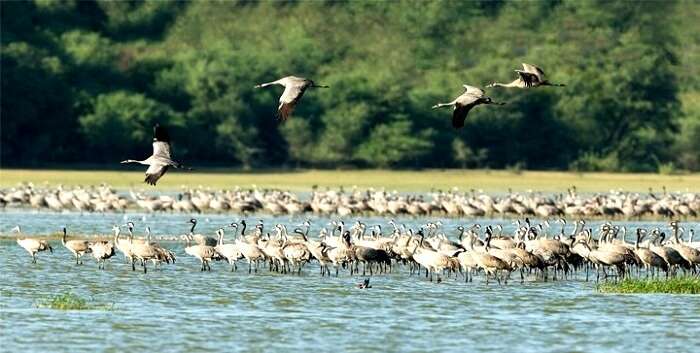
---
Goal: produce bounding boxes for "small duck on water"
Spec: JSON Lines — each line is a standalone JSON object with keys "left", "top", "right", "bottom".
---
{"left": 357, "top": 278, "right": 371, "bottom": 289}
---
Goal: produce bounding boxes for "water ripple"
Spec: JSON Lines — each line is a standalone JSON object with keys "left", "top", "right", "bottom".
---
{"left": 1, "top": 211, "right": 698, "bottom": 353}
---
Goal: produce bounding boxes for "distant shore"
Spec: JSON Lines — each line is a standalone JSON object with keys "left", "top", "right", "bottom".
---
{"left": 1, "top": 168, "right": 698, "bottom": 193}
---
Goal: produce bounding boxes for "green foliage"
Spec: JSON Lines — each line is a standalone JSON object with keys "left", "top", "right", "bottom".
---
{"left": 355, "top": 120, "right": 434, "bottom": 167}
{"left": 505, "top": 162, "right": 526, "bottom": 175}
{"left": 674, "top": 93, "right": 700, "bottom": 170}
{"left": 598, "top": 277, "right": 700, "bottom": 294}
{"left": 61, "top": 30, "right": 114, "bottom": 66}
{"left": 36, "top": 292, "right": 114, "bottom": 310}
{"left": 79, "top": 91, "right": 182, "bottom": 159}
{"left": 96, "top": 0, "right": 184, "bottom": 39}
{"left": 452, "top": 139, "right": 488, "bottom": 169}
{"left": 657, "top": 162, "right": 681, "bottom": 175}
{"left": 1, "top": 0, "right": 698, "bottom": 170}
{"left": 570, "top": 152, "right": 621, "bottom": 172}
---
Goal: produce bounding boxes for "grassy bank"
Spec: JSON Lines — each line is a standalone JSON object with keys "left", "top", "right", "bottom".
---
{"left": 1, "top": 168, "right": 698, "bottom": 192}
{"left": 598, "top": 277, "right": 700, "bottom": 294}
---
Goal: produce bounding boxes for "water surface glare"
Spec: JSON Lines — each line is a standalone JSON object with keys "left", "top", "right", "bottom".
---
{"left": 1, "top": 210, "right": 699, "bottom": 353}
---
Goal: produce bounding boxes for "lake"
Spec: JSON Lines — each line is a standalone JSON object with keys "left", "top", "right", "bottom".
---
{"left": 1, "top": 210, "right": 698, "bottom": 353}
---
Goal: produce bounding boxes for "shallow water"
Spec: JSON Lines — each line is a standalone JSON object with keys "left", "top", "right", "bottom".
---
{"left": 1, "top": 210, "right": 699, "bottom": 353}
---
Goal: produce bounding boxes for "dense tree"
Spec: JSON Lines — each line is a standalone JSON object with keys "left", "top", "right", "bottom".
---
{"left": 79, "top": 91, "right": 182, "bottom": 159}
{"left": 1, "top": 0, "right": 697, "bottom": 171}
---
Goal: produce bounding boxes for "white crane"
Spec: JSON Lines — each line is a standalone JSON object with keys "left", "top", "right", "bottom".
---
{"left": 255, "top": 76, "right": 328, "bottom": 121}
{"left": 487, "top": 63, "right": 565, "bottom": 88}
{"left": 120, "top": 124, "right": 189, "bottom": 186}
{"left": 432, "top": 85, "right": 505, "bottom": 129}
{"left": 215, "top": 228, "right": 243, "bottom": 271}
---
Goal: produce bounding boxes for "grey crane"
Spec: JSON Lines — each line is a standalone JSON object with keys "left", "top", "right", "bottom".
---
{"left": 255, "top": 76, "right": 328, "bottom": 121}
{"left": 88, "top": 240, "right": 115, "bottom": 270}
{"left": 14, "top": 226, "right": 53, "bottom": 263}
{"left": 432, "top": 85, "right": 505, "bottom": 129}
{"left": 120, "top": 124, "right": 189, "bottom": 186}
{"left": 187, "top": 218, "right": 218, "bottom": 246}
{"left": 61, "top": 227, "right": 91, "bottom": 265}
{"left": 487, "top": 63, "right": 565, "bottom": 88}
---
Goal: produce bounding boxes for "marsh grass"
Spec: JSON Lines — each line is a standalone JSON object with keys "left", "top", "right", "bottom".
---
{"left": 598, "top": 277, "right": 700, "bottom": 294}
{"left": 36, "top": 292, "right": 114, "bottom": 310}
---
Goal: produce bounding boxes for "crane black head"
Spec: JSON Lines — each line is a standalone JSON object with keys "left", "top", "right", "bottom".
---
{"left": 309, "top": 80, "right": 329, "bottom": 88}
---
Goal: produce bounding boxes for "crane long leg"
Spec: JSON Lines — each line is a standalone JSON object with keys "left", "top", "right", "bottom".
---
{"left": 431, "top": 102, "right": 453, "bottom": 109}
{"left": 254, "top": 81, "right": 280, "bottom": 88}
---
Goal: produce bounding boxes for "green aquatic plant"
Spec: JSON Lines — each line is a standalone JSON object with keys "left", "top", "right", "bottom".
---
{"left": 598, "top": 277, "right": 700, "bottom": 294}
{"left": 36, "top": 293, "right": 114, "bottom": 310}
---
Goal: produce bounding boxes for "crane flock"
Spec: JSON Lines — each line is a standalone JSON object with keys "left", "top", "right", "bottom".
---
{"left": 115, "top": 64, "right": 561, "bottom": 186}
{"left": 10, "top": 219, "right": 700, "bottom": 284}
{"left": 2, "top": 183, "right": 698, "bottom": 219}
{"left": 7, "top": 65, "right": 697, "bottom": 287}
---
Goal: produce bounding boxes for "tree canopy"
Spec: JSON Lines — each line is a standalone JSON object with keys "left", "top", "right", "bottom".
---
{"left": 2, "top": 0, "right": 698, "bottom": 172}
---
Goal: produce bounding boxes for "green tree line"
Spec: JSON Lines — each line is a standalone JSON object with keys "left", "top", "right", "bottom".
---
{"left": 2, "top": 0, "right": 698, "bottom": 171}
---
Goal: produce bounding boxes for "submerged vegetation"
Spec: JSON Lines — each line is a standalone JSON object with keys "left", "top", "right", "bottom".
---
{"left": 598, "top": 277, "right": 700, "bottom": 294}
{"left": 2, "top": 1, "right": 700, "bottom": 171}
{"left": 35, "top": 292, "right": 114, "bottom": 310}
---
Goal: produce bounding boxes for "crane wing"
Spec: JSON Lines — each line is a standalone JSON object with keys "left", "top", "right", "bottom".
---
{"left": 452, "top": 104, "right": 476, "bottom": 129}
{"left": 279, "top": 82, "right": 307, "bottom": 104}
{"left": 151, "top": 124, "right": 174, "bottom": 160}
{"left": 462, "top": 84, "right": 485, "bottom": 97}
{"left": 515, "top": 70, "right": 538, "bottom": 87}
{"left": 153, "top": 124, "right": 171, "bottom": 143}
{"left": 144, "top": 164, "right": 169, "bottom": 186}
{"left": 152, "top": 141, "right": 172, "bottom": 160}
{"left": 277, "top": 82, "right": 308, "bottom": 121}
{"left": 277, "top": 101, "right": 297, "bottom": 121}
{"left": 451, "top": 94, "right": 480, "bottom": 129}
{"left": 522, "top": 63, "right": 546, "bottom": 79}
